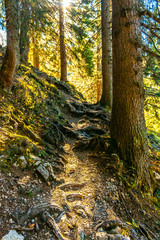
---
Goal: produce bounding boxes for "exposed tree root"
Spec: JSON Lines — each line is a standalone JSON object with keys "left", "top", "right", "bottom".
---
{"left": 73, "top": 135, "right": 111, "bottom": 151}
{"left": 73, "top": 205, "right": 91, "bottom": 219}
{"left": 41, "top": 211, "right": 65, "bottom": 240}
{"left": 59, "top": 183, "right": 86, "bottom": 191}
{"left": 66, "top": 194, "right": 83, "bottom": 202}
{"left": 13, "top": 203, "right": 62, "bottom": 225}
{"left": 95, "top": 219, "right": 123, "bottom": 231}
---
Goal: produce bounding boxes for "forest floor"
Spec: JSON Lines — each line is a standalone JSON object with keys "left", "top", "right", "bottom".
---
{"left": 0, "top": 65, "right": 160, "bottom": 240}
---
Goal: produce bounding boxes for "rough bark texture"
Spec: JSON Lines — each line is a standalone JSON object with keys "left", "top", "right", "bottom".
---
{"left": 0, "top": 0, "right": 19, "bottom": 88}
{"left": 20, "top": 0, "right": 30, "bottom": 63}
{"left": 59, "top": 0, "right": 67, "bottom": 82}
{"left": 100, "top": 0, "right": 112, "bottom": 108}
{"left": 111, "top": 0, "right": 150, "bottom": 186}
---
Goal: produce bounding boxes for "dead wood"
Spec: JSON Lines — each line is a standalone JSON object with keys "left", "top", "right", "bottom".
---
{"left": 15, "top": 226, "right": 34, "bottom": 231}
{"left": 41, "top": 211, "right": 65, "bottom": 240}
{"left": 59, "top": 182, "right": 85, "bottom": 191}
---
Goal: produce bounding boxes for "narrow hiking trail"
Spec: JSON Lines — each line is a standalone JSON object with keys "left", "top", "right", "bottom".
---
{"left": 0, "top": 67, "right": 160, "bottom": 240}
{"left": 42, "top": 111, "right": 129, "bottom": 240}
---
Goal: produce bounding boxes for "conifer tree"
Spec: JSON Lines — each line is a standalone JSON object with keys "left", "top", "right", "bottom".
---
{"left": 59, "top": 0, "right": 67, "bottom": 81}
{"left": 100, "top": 0, "right": 112, "bottom": 108}
{"left": 111, "top": 0, "right": 150, "bottom": 187}
{"left": 20, "top": 0, "right": 30, "bottom": 63}
{"left": 0, "top": 0, "right": 19, "bottom": 88}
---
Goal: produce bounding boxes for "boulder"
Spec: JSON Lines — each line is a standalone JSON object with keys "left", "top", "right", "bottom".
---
{"left": 2, "top": 230, "right": 24, "bottom": 240}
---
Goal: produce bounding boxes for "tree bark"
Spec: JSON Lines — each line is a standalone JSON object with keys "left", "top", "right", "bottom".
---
{"left": 32, "top": 37, "right": 39, "bottom": 69}
{"left": 59, "top": 0, "right": 67, "bottom": 82}
{"left": 111, "top": 0, "right": 150, "bottom": 187}
{"left": 20, "top": 0, "right": 30, "bottom": 63}
{"left": 100, "top": 0, "right": 112, "bottom": 108}
{"left": 0, "top": 0, "right": 20, "bottom": 88}
{"left": 96, "top": 4, "right": 101, "bottom": 103}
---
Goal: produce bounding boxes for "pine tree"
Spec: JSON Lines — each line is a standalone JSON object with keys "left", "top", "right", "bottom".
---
{"left": 111, "top": 0, "right": 150, "bottom": 188}
{"left": 20, "top": 0, "right": 30, "bottom": 63}
{"left": 59, "top": 0, "right": 67, "bottom": 81}
{"left": 0, "top": 0, "right": 19, "bottom": 88}
{"left": 100, "top": 0, "right": 112, "bottom": 108}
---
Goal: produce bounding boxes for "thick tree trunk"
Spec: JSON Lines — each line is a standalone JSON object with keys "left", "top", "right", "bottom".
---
{"left": 111, "top": 0, "right": 150, "bottom": 187}
{"left": 59, "top": 0, "right": 67, "bottom": 82}
{"left": 20, "top": 0, "right": 30, "bottom": 63}
{"left": 100, "top": 0, "right": 112, "bottom": 108}
{"left": 0, "top": 0, "right": 19, "bottom": 88}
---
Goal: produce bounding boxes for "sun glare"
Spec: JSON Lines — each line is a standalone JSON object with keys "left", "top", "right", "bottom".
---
{"left": 63, "top": 0, "right": 70, "bottom": 8}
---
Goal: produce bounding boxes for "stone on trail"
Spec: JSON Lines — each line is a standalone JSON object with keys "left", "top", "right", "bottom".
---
{"left": 2, "top": 230, "right": 24, "bottom": 240}
{"left": 36, "top": 162, "right": 56, "bottom": 181}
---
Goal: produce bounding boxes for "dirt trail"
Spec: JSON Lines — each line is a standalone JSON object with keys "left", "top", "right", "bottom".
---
{"left": 46, "top": 113, "right": 130, "bottom": 240}
{"left": 0, "top": 68, "right": 160, "bottom": 239}
{"left": 51, "top": 140, "right": 103, "bottom": 239}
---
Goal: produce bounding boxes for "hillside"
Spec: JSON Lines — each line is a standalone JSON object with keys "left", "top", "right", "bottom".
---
{"left": 0, "top": 65, "right": 160, "bottom": 240}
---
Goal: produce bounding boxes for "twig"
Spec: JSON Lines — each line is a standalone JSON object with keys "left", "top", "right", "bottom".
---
{"left": 15, "top": 226, "right": 34, "bottom": 231}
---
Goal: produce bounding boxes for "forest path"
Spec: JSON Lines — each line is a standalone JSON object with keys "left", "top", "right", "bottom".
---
{"left": 46, "top": 107, "right": 131, "bottom": 240}
{"left": 0, "top": 69, "right": 160, "bottom": 239}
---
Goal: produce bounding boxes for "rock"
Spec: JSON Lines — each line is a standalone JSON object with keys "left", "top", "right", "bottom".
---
{"left": 18, "top": 156, "right": 27, "bottom": 168}
{"left": 30, "top": 154, "right": 41, "bottom": 162}
{"left": 0, "top": 155, "right": 6, "bottom": 159}
{"left": 37, "top": 164, "right": 50, "bottom": 181}
{"left": 2, "top": 230, "right": 24, "bottom": 240}
{"left": 36, "top": 162, "right": 56, "bottom": 181}
{"left": 96, "top": 232, "right": 130, "bottom": 240}
{"left": 108, "top": 229, "right": 118, "bottom": 234}
{"left": 107, "top": 234, "right": 130, "bottom": 240}
{"left": 154, "top": 171, "right": 160, "bottom": 180}
{"left": 96, "top": 232, "right": 108, "bottom": 240}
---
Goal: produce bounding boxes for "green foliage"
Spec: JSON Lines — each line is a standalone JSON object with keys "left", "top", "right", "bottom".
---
{"left": 0, "top": 64, "right": 84, "bottom": 171}
{"left": 143, "top": 58, "right": 160, "bottom": 85}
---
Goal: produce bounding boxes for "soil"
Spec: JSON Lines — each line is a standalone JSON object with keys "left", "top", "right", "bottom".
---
{"left": 0, "top": 65, "right": 160, "bottom": 240}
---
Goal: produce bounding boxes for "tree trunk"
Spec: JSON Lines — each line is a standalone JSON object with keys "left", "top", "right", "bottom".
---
{"left": 100, "top": 0, "right": 112, "bottom": 108}
{"left": 20, "top": 0, "right": 30, "bottom": 63}
{"left": 32, "top": 37, "right": 39, "bottom": 69}
{"left": 96, "top": 3, "right": 102, "bottom": 103}
{"left": 111, "top": 0, "right": 150, "bottom": 187}
{"left": 0, "top": 0, "right": 19, "bottom": 88}
{"left": 59, "top": 0, "right": 67, "bottom": 82}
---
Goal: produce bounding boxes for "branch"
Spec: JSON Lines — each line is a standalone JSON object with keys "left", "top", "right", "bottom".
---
{"left": 141, "top": 22, "right": 160, "bottom": 39}
{"left": 142, "top": 30, "right": 160, "bottom": 54}
{"left": 142, "top": 44, "right": 160, "bottom": 60}
{"left": 140, "top": 10, "right": 160, "bottom": 24}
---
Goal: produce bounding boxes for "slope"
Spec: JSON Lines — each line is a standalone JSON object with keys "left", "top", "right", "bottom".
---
{"left": 0, "top": 65, "right": 160, "bottom": 240}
